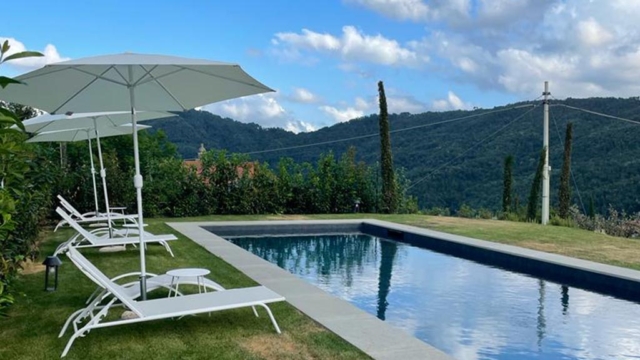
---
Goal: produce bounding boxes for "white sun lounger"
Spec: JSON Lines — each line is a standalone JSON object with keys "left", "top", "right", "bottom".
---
{"left": 55, "top": 195, "right": 140, "bottom": 231}
{"left": 54, "top": 207, "right": 176, "bottom": 257}
{"left": 61, "top": 269, "right": 228, "bottom": 340}
{"left": 60, "top": 247, "right": 285, "bottom": 357}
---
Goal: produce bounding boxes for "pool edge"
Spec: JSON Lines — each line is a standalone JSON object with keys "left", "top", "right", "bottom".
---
{"left": 166, "top": 220, "right": 453, "bottom": 360}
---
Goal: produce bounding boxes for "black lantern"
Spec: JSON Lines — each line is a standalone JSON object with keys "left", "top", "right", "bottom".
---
{"left": 43, "top": 256, "right": 62, "bottom": 291}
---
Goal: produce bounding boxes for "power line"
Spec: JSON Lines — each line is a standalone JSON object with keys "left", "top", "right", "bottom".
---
{"left": 553, "top": 103, "right": 640, "bottom": 126}
{"left": 407, "top": 104, "right": 539, "bottom": 190}
{"left": 244, "top": 104, "right": 537, "bottom": 156}
{"left": 549, "top": 107, "right": 586, "bottom": 214}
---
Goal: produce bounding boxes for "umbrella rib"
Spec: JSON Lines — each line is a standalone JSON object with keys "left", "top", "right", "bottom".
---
{"left": 112, "top": 67, "right": 129, "bottom": 85}
{"left": 132, "top": 65, "right": 159, "bottom": 87}
{"left": 140, "top": 66, "right": 187, "bottom": 110}
{"left": 135, "top": 68, "right": 183, "bottom": 86}
{"left": 52, "top": 66, "right": 117, "bottom": 114}
{"left": 176, "top": 65, "right": 273, "bottom": 91}
{"left": 69, "top": 67, "right": 129, "bottom": 87}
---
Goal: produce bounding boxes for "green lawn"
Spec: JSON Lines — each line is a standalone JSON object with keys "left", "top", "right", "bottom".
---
{"left": 1, "top": 220, "right": 369, "bottom": 360}
{"left": 4, "top": 213, "right": 640, "bottom": 360}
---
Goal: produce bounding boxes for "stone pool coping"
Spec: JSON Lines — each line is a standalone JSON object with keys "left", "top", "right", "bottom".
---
{"left": 168, "top": 218, "right": 640, "bottom": 359}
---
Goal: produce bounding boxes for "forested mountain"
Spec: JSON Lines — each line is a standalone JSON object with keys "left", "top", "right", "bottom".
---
{"left": 146, "top": 97, "right": 640, "bottom": 214}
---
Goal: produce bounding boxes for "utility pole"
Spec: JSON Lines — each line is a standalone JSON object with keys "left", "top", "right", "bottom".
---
{"left": 542, "top": 81, "right": 550, "bottom": 225}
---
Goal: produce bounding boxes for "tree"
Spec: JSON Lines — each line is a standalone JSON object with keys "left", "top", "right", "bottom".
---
{"left": 558, "top": 122, "right": 573, "bottom": 218}
{"left": 378, "top": 81, "right": 397, "bottom": 213}
{"left": 502, "top": 155, "right": 514, "bottom": 213}
{"left": 527, "top": 147, "right": 547, "bottom": 221}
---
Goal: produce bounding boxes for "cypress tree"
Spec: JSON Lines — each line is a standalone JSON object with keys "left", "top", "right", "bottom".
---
{"left": 558, "top": 122, "right": 573, "bottom": 218}
{"left": 502, "top": 155, "right": 514, "bottom": 213}
{"left": 378, "top": 81, "right": 397, "bottom": 213}
{"left": 588, "top": 195, "right": 595, "bottom": 218}
{"left": 527, "top": 147, "right": 547, "bottom": 221}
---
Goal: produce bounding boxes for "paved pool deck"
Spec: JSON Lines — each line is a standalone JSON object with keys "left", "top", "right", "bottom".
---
{"left": 167, "top": 218, "right": 640, "bottom": 360}
{"left": 167, "top": 220, "right": 453, "bottom": 360}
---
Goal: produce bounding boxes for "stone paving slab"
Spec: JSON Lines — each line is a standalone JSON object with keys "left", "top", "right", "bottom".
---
{"left": 167, "top": 220, "right": 453, "bottom": 360}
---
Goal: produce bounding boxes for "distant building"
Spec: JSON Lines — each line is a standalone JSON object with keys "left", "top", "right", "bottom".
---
{"left": 183, "top": 143, "right": 255, "bottom": 178}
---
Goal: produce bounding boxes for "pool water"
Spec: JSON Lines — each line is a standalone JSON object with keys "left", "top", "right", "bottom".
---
{"left": 229, "top": 234, "right": 640, "bottom": 360}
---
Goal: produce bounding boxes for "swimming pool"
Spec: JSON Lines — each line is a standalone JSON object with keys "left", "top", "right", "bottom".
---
{"left": 229, "top": 233, "right": 640, "bottom": 360}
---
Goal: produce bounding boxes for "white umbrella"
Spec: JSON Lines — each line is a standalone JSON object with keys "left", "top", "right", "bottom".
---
{"left": 27, "top": 123, "right": 151, "bottom": 234}
{"left": 0, "top": 53, "right": 273, "bottom": 299}
{"left": 21, "top": 111, "right": 170, "bottom": 222}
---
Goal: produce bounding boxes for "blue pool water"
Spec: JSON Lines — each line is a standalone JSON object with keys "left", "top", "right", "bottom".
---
{"left": 229, "top": 234, "right": 640, "bottom": 360}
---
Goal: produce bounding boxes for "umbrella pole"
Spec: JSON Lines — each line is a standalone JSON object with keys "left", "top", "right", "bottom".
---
{"left": 86, "top": 134, "right": 100, "bottom": 216}
{"left": 93, "top": 118, "right": 113, "bottom": 237}
{"left": 129, "top": 67, "right": 147, "bottom": 300}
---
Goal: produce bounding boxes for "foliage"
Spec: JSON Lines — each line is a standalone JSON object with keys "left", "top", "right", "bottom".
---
{"left": 477, "top": 208, "right": 494, "bottom": 219}
{"left": 502, "top": 155, "right": 514, "bottom": 213}
{"left": 526, "top": 147, "right": 546, "bottom": 221}
{"left": 570, "top": 205, "right": 640, "bottom": 238}
{"left": 457, "top": 203, "right": 475, "bottom": 218}
{"left": 377, "top": 81, "right": 397, "bottom": 213}
{"left": 0, "top": 41, "right": 45, "bottom": 317}
{"left": 424, "top": 206, "right": 451, "bottom": 216}
{"left": 550, "top": 215, "right": 575, "bottom": 227}
{"left": 148, "top": 98, "right": 640, "bottom": 215}
{"left": 558, "top": 122, "right": 573, "bottom": 218}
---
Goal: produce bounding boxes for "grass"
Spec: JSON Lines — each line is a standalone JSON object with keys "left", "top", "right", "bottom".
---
{"left": 0, "top": 221, "right": 369, "bottom": 360}
{"left": 4, "top": 213, "right": 640, "bottom": 359}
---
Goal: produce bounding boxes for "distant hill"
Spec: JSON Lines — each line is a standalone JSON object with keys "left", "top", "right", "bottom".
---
{"left": 146, "top": 97, "right": 640, "bottom": 214}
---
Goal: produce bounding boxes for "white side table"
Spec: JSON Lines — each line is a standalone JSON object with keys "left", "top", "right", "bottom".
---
{"left": 166, "top": 268, "right": 211, "bottom": 297}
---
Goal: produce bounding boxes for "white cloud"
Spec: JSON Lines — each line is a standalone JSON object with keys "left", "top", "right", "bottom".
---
{"left": 576, "top": 18, "right": 613, "bottom": 47}
{"left": 320, "top": 91, "right": 427, "bottom": 123}
{"left": 273, "top": 26, "right": 425, "bottom": 67}
{"left": 320, "top": 105, "right": 366, "bottom": 123}
{"left": 345, "top": 0, "right": 431, "bottom": 22}
{"left": 289, "top": 87, "right": 320, "bottom": 103}
{"left": 0, "top": 37, "right": 69, "bottom": 70}
{"left": 203, "top": 93, "right": 315, "bottom": 133}
{"left": 345, "top": 0, "right": 470, "bottom": 23}
{"left": 391, "top": 0, "right": 640, "bottom": 99}
{"left": 387, "top": 96, "right": 427, "bottom": 113}
{"left": 432, "top": 91, "right": 470, "bottom": 111}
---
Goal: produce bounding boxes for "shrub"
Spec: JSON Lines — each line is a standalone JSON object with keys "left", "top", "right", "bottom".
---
{"left": 457, "top": 204, "right": 475, "bottom": 218}
{"left": 477, "top": 208, "right": 493, "bottom": 219}
{"left": 569, "top": 205, "right": 640, "bottom": 238}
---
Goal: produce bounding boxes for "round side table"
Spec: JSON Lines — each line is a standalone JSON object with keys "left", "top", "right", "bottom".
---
{"left": 166, "top": 268, "right": 211, "bottom": 297}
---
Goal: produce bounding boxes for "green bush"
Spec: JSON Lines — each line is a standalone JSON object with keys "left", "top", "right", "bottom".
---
{"left": 457, "top": 203, "right": 475, "bottom": 218}
{"left": 477, "top": 208, "right": 493, "bottom": 219}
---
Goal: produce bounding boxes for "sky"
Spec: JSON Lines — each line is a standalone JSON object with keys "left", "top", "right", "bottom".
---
{"left": 3, "top": 0, "right": 640, "bottom": 133}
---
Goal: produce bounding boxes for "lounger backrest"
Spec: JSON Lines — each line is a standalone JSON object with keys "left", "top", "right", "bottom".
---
{"left": 56, "top": 208, "right": 97, "bottom": 243}
{"left": 57, "top": 196, "right": 85, "bottom": 219}
{"left": 66, "top": 247, "right": 144, "bottom": 317}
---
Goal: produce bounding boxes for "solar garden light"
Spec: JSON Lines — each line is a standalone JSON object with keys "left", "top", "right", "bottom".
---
{"left": 354, "top": 199, "right": 361, "bottom": 213}
{"left": 43, "top": 256, "right": 62, "bottom": 291}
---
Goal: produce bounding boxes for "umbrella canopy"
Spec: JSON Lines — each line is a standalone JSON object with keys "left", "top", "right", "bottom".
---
{"left": 21, "top": 111, "right": 170, "bottom": 133}
{"left": 0, "top": 53, "right": 273, "bottom": 299}
{"left": 26, "top": 123, "right": 151, "bottom": 142}
{"left": 0, "top": 53, "right": 273, "bottom": 114}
